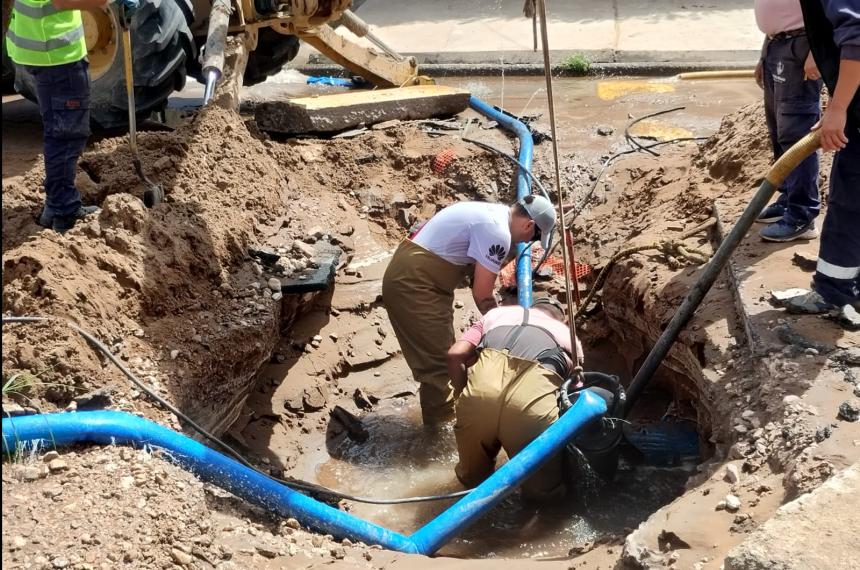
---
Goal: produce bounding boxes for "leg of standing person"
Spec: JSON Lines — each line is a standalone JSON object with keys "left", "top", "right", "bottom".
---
{"left": 31, "top": 60, "right": 97, "bottom": 232}
{"left": 812, "top": 121, "right": 860, "bottom": 307}
{"left": 759, "top": 38, "right": 791, "bottom": 223}
{"left": 760, "top": 36, "right": 822, "bottom": 241}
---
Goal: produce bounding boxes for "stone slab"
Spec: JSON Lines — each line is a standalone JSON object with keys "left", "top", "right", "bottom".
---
{"left": 255, "top": 85, "right": 471, "bottom": 135}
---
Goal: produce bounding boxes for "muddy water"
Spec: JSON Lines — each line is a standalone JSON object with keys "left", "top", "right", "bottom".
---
{"left": 290, "top": 392, "right": 694, "bottom": 559}
{"left": 439, "top": 75, "right": 760, "bottom": 156}
{"left": 231, "top": 73, "right": 760, "bottom": 559}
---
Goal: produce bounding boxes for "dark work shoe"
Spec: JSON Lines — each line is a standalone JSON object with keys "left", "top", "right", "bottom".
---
{"left": 756, "top": 202, "right": 786, "bottom": 224}
{"left": 760, "top": 220, "right": 818, "bottom": 242}
{"left": 38, "top": 208, "right": 54, "bottom": 228}
{"left": 52, "top": 205, "right": 99, "bottom": 234}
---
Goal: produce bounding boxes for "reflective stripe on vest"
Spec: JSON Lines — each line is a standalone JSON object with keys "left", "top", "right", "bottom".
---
{"left": 12, "top": 0, "right": 60, "bottom": 18}
{"left": 6, "top": 25, "right": 84, "bottom": 52}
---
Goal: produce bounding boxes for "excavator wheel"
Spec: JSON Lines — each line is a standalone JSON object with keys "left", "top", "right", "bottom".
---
{"left": 12, "top": 0, "right": 195, "bottom": 128}
{"left": 243, "top": 27, "right": 301, "bottom": 87}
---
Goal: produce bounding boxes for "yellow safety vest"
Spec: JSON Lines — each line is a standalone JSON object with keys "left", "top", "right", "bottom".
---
{"left": 5, "top": 0, "right": 87, "bottom": 66}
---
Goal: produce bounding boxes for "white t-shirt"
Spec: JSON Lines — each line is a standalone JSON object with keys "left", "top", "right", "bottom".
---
{"left": 412, "top": 202, "right": 511, "bottom": 273}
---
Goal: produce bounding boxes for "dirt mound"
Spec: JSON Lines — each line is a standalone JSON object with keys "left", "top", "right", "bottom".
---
{"left": 695, "top": 102, "right": 772, "bottom": 186}
{"left": 1, "top": 106, "right": 513, "bottom": 430}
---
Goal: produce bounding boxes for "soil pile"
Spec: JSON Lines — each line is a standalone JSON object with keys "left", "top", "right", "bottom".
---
{"left": 1, "top": 106, "right": 512, "bottom": 431}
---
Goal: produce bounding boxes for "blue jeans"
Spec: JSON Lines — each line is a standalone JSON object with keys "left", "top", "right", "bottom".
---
{"left": 763, "top": 35, "right": 822, "bottom": 226}
{"left": 813, "top": 120, "right": 860, "bottom": 306}
{"left": 24, "top": 59, "right": 91, "bottom": 218}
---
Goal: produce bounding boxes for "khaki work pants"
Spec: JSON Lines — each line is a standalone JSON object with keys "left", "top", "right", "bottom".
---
{"left": 454, "top": 348, "right": 564, "bottom": 501}
{"left": 382, "top": 239, "right": 468, "bottom": 425}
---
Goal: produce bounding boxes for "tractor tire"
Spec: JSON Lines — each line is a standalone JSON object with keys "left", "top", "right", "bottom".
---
{"left": 243, "top": 27, "right": 300, "bottom": 87}
{"left": 12, "top": 0, "right": 195, "bottom": 129}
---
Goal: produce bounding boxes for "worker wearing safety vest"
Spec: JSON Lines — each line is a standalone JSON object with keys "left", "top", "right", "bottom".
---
{"left": 446, "top": 297, "right": 582, "bottom": 501}
{"left": 5, "top": 0, "right": 138, "bottom": 232}
{"left": 382, "top": 195, "right": 557, "bottom": 426}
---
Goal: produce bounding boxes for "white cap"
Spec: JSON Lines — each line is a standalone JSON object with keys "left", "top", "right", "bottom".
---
{"left": 519, "top": 194, "right": 556, "bottom": 251}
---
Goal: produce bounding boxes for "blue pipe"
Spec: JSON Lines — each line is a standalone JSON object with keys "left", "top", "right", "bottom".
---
{"left": 469, "top": 96, "right": 535, "bottom": 308}
{"left": 2, "top": 391, "right": 605, "bottom": 555}
{"left": 0, "top": 410, "right": 418, "bottom": 552}
{"left": 409, "top": 389, "right": 606, "bottom": 553}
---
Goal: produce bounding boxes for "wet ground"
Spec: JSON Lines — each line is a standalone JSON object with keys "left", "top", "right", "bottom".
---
{"left": 2, "top": 72, "right": 760, "bottom": 561}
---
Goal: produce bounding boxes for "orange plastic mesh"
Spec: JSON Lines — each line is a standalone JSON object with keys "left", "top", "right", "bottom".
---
{"left": 432, "top": 148, "right": 457, "bottom": 174}
{"left": 499, "top": 245, "right": 592, "bottom": 289}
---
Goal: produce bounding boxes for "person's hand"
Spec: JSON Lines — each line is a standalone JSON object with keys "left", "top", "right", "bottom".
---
{"left": 812, "top": 105, "right": 849, "bottom": 151}
{"left": 113, "top": 0, "right": 139, "bottom": 19}
{"left": 804, "top": 51, "right": 821, "bottom": 81}
{"left": 755, "top": 59, "right": 764, "bottom": 89}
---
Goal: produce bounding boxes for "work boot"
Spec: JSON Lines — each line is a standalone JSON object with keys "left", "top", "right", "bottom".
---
{"left": 756, "top": 202, "right": 786, "bottom": 224}
{"left": 37, "top": 208, "right": 54, "bottom": 228}
{"left": 759, "top": 220, "right": 818, "bottom": 242}
{"left": 52, "top": 205, "right": 99, "bottom": 234}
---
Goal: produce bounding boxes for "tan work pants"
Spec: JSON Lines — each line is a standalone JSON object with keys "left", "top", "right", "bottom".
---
{"left": 454, "top": 348, "right": 564, "bottom": 501}
{"left": 382, "top": 239, "right": 468, "bottom": 425}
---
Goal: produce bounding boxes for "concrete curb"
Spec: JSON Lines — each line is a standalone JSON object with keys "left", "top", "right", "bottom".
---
{"left": 298, "top": 60, "right": 757, "bottom": 78}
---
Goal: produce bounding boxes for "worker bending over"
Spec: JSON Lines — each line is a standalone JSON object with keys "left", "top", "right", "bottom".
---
{"left": 789, "top": 0, "right": 860, "bottom": 317}
{"left": 447, "top": 297, "right": 581, "bottom": 501}
{"left": 382, "top": 195, "right": 556, "bottom": 425}
{"left": 6, "top": 0, "right": 137, "bottom": 232}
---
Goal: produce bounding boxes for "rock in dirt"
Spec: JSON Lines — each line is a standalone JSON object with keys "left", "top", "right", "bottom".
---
{"left": 292, "top": 240, "right": 316, "bottom": 259}
{"left": 724, "top": 464, "right": 741, "bottom": 484}
{"left": 267, "top": 277, "right": 282, "bottom": 292}
{"left": 725, "top": 463, "right": 860, "bottom": 570}
{"left": 791, "top": 251, "right": 818, "bottom": 272}
{"left": 42, "top": 450, "right": 60, "bottom": 463}
{"left": 657, "top": 530, "right": 691, "bottom": 552}
{"left": 72, "top": 388, "right": 114, "bottom": 410}
{"left": 770, "top": 288, "right": 810, "bottom": 306}
{"left": 48, "top": 459, "right": 68, "bottom": 473}
{"left": 837, "top": 401, "right": 859, "bottom": 422}
{"left": 302, "top": 385, "right": 327, "bottom": 412}
{"left": 330, "top": 405, "right": 369, "bottom": 443}
{"left": 170, "top": 548, "right": 193, "bottom": 566}
{"left": 833, "top": 347, "right": 860, "bottom": 366}
{"left": 724, "top": 494, "right": 742, "bottom": 512}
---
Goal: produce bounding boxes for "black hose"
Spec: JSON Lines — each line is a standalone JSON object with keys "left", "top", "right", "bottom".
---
{"left": 2, "top": 316, "right": 470, "bottom": 505}
{"left": 623, "top": 106, "right": 687, "bottom": 158}
{"left": 622, "top": 130, "right": 822, "bottom": 415}
{"left": 460, "top": 136, "right": 553, "bottom": 201}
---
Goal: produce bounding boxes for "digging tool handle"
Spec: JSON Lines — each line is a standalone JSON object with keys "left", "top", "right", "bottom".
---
{"left": 120, "top": 20, "right": 138, "bottom": 157}
{"left": 623, "top": 130, "right": 821, "bottom": 416}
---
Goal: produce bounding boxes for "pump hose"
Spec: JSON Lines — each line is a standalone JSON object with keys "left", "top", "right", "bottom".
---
{"left": 623, "top": 130, "right": 822, "bottom": 415}
{"left": 2, "top": 316, "right": 469, "bottom": 505}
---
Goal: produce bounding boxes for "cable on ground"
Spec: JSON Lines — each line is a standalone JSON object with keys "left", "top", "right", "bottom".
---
{"left": 2, "top": 316, "right": 470, "bottom": 505}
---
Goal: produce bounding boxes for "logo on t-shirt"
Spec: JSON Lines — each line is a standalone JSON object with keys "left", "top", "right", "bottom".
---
{"left": 488, "top": 244, "right": 506, "bottom": 262}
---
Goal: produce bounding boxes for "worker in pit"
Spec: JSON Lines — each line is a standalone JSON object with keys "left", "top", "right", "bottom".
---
{"left": 382, "top": 195, "right": 557, "bottom": 426}
{"left": 5, "top": 0, "right": 138, "bottom": 233}
{"left": 753, "top": 0, "right": 823, "bottom": 242}
{"left": 447, "top": 296, "right": 582, "bottom": 501}
{"left": 785, "top": 0, "right": 860, "bottom": 321}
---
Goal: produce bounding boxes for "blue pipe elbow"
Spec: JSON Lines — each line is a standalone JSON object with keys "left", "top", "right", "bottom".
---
{"left": 1, "top": 391, "right": 606, "bottom": 556}
{"left": 468, "top": 96, "right": 535, "bottom": 308}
